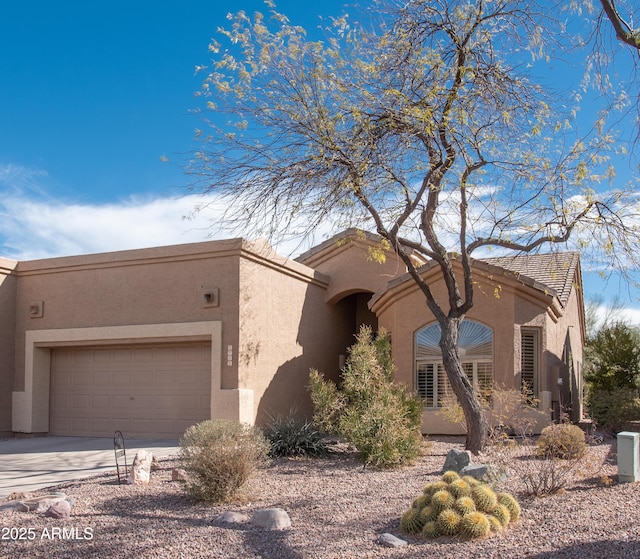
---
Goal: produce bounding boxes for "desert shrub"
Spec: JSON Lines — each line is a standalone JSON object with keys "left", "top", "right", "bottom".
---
{"left": 536, "top": 423, "right": 586, "bottom": 460}
{"left": 440, "top": 384, "right": 542, "bottom": 443}
{"left": 264, "top": 413, "right": 328, "bottom": 458}
{"left": 308, "top": 325, "right": 424, "bottom": 468}
{"left": 586, "top": 387, "right": 640, "bottom": 433}
{"left": 179, "top": 419, "right": 269, "bottom": 503}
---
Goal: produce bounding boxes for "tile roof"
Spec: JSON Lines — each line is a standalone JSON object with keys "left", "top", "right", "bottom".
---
{"left": 477, "top": 252, "right": 581, "bottom": 307}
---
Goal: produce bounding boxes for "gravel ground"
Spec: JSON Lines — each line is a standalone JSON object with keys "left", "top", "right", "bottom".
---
{"left": 1, "top": 435, "right": 638, "bottom": 559}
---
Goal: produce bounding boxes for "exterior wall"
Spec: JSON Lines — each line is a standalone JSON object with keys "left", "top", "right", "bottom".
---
{"left": 237, "top": 245, "right": 347, "bottom": 426}
{"left": 373, "top": 264, "right": 558, "bottom": 435}
{"left": 10, "top": 240, "right": 248, "bottom": 434}
{"left": 297, "top": 230, "right": 407, "bottom": 304}
{"left": 0, "top": 259, "right": 18, "bottom": 436}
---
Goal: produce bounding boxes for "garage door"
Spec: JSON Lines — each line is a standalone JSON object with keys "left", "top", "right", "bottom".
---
{"left": 50, "top": 343, "right": 211, "bottom": 438}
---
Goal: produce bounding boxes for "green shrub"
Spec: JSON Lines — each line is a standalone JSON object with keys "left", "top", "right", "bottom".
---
{"left": 587, "top": 387, "right": 640, "bottom": 433}
{"left": 536, "top": 423, "right": 586, "bottom": 460}
{"left": 264, "top": 413, "right": 328, "bottom": 458}
{"left": 308, "top": 325, "right": 424, "bottom": 468}
{"left": 179, "top": 419, "right": 269, "bottom": 503}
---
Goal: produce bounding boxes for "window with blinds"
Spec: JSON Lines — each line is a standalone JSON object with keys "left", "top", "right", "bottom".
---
{"left": 415, "top": 321, "right": 493, "bottom": 409}
{"left": 520, "top": 328, "right": 539, "bottom": 401}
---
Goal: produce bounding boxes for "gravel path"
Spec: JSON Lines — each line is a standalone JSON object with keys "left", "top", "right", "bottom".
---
{"left": 1, "top": 435, "right": 638, "bottom": 559}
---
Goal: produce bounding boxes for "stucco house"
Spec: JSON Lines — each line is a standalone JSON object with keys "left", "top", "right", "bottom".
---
{"left": 0, "top": 229, "right": 585, "bottom": 439}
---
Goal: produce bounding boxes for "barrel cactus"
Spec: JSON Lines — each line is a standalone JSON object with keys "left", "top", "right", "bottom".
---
{"left": 400, "top": 472, "right": 521, "bottom": 540}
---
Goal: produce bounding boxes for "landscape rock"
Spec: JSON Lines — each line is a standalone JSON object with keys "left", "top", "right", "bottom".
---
{"left": 442, "top": 448, "right": 472, "bottom": 473}
{"left": 0, "top": 501, "right": 29, "bottom": 514}
{"left": 377, "top": 533, "right": 408, "bottom": 548}
{"left": 6, "top": 491, "right": 35, "bottom": 501}
{"left": 460, "top": 464, "right": 489, "bottom": 480}
{"left": 213, "top": 511, "right": 250, "bottom": 525}
{"left": 250, "top": 508, "right": 291, "bottom": 530}
{"left": 44, "top": 500, "right": 72, "bottom": 519}
{"left": 171, "top": 468, "right": 188, "bottom": 482}
{"left": 128, "top": 450, "right": 153, "bottom": 485}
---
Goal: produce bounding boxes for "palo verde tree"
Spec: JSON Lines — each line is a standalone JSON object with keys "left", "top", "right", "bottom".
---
{"left": 189, "top": 0, "right": 640, "bottom": 452}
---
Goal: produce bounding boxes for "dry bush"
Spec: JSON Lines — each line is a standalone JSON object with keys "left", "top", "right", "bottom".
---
{"left": 179, "top": 419, "right": 270, "bottom": 503}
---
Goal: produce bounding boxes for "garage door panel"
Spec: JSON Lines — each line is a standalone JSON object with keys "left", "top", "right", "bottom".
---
{"left": 50, "top": 343, "right": 211, "bottom": 438}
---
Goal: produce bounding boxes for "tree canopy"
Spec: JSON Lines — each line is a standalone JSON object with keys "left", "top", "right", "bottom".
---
{"left": 188, "top": 0, "right": 640, "bottom": 451}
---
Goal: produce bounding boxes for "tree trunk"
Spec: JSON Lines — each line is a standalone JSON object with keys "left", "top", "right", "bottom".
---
{"left": 440, "top": 320, "right": 487, "bottom": 454}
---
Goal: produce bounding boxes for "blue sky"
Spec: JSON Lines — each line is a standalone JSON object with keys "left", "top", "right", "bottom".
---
{"left": 1, "top": 1, "right": 639, "bottom": 323}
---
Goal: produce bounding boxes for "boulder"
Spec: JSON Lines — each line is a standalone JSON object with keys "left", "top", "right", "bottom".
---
{"left": 128, "top": 450, "right": 153, "bottom": 485}
{"left": 213, "top": 511, "right": 250, "bottom": 524}
{"left": 0, "top": 501, "right": 29, "bottom": 514}
{"left": 377, "top": 533, "right": 408, "bottom": 548}
{"left": 250, "top": 508, "right": 291, "bottom": 530}
{"left": 171, "top": 468, "right": 189, "bottom": 482}
{"left": 460, "top": 464, "right": 488, "bottom": 481}
{"left": 44, "top": 500, "right": 72, "bottom": 519}
{"left": 442, "top": 448, "right": 472, "bottom": 473}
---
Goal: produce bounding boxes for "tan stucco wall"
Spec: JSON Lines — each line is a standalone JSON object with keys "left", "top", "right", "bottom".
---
{"left": 12, "top": 240, "right": 245, "bottom": 391}
{"left": 372, "top": 263, "right": 578, "bottom": 434}
{"left": 297, "top": 231, "right": 408, "bottom": 304}
{"left": 0, "top": 258, "right": 18, "bottom": 435}
{"left": 236, "top": 244, "right": 351, "bottom": 426}
{"left": 8, "top": 238, "right": 339, "bottom": 434}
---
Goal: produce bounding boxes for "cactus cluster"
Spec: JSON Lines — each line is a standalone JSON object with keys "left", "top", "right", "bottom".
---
{"left": 399, "top": 471, "right": 521, "bottom": 540}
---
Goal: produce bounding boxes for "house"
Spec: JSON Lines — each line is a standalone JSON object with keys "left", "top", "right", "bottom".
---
{"left": 0, "top": 229, "right": 585, "bottom": 439}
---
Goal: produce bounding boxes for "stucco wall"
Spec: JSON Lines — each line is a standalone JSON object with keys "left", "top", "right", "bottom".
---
{"left": 12, "top": 240, "right": 246, "bottom": 394}
{"left": 373, "top": 264, "right": 562, "bottom": 434}
{"left": 237, "top": 247, "right": 350, "bottom": 426}
{"left": 0, "top": 259, "right": 17, "bottom": 435}
{"left": 297, "top": 231, "right": 407, "bottom": 304}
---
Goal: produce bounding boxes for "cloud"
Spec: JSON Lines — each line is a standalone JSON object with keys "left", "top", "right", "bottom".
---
{"left": 0, "top": 163, "right": 336, "bottom": 261}
{"left": 0, "top": 164, "right": 232, "bottom": 260}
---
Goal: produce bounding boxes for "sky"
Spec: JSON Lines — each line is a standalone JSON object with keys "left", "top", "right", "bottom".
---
{"left": 1, "top": 0, "right": 639, "bottom": 324}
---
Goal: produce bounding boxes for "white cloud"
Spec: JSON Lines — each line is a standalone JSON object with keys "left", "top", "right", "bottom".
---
{"left": 0, "top": 163, "right": 336, "bottom": 261}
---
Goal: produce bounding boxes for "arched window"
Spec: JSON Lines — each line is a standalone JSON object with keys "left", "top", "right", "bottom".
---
{"left": 415, "top": 321, "right": 493, "bottom": 409}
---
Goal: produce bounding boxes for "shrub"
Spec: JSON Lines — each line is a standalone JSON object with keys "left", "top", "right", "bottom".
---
{"left": 264, "top": 413, "right": 328, "bottom": 458}
{"left": 179, "top": 419, "right": 269, "bottom": 503}
{"left": 536, "top": 423, "right": 586, "bottom": 460}
{"left": 309, "top": 325, "right": 424, "bottom": 468}
{"left": 587, "top": 387, "right": 640, "bottom": 433}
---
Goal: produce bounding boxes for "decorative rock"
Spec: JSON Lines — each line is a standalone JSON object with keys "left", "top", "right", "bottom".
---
{"left": 442, "top": 448, "right": 472, "bottom": 473}
{"left": 44, "top": 500, "right": 72, "bottom": 519}
{"left": 250, "top": 508, "right": 292, "bottom": 530}
{"left": 460, "top": 464, "right": 489, "bottom": 481}
{"left": 378, "top": 533, "right": 408, "bottom": 548}
{"left": 213, "top": 511, "right": 250, "bottom": 524}
{"left": 34, "top": 497, "right": 68, "bottom": 513}
{"left": 6, "top": 491, "right": 34, "bottom": 501}
{"left": 171, "top": 468, "right": 188, "bottom": 482}
{"left": 0, "top": 501, "right": 29, "bottom": 514}
{"left": 151, "top": 455, "right": 160, "bottom": 471}
{"left": 128, "top": 450, "right": 153, "bottom": 485}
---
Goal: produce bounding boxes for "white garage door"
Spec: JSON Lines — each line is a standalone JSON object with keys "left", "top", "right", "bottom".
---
{"left": 50, "top": 343, "right": 211, "bottom": 438}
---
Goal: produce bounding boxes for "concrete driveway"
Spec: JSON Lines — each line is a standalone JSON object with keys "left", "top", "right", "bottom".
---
{"left": 0, "top": 436, "right": 179, "bottom": 499}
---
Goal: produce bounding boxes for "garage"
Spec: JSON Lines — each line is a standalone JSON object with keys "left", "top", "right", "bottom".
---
{"left": 50, "top": 343, "right": 212, "bottom": 438}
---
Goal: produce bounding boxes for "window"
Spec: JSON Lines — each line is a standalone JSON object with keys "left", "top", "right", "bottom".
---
{"left": 520, "top": 328, "right": 540, "bottom": 401}
{"left": 415, "top": 321, "right": 493, "bottom": 409}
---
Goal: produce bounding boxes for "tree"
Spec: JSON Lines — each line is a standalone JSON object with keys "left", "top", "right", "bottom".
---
{"left": 585, "top": 321, "right": 640, "bottom": 392}
{"left": 598, "top": 1, "right": 640, "bottom": 51}
{"left": 189, "top": 0, "right": 640, "bottom": 452}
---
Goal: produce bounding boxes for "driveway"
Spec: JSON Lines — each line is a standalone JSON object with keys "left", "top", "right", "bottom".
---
{"left": 0, "top": 436, "right": 179, "bottom": 499}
